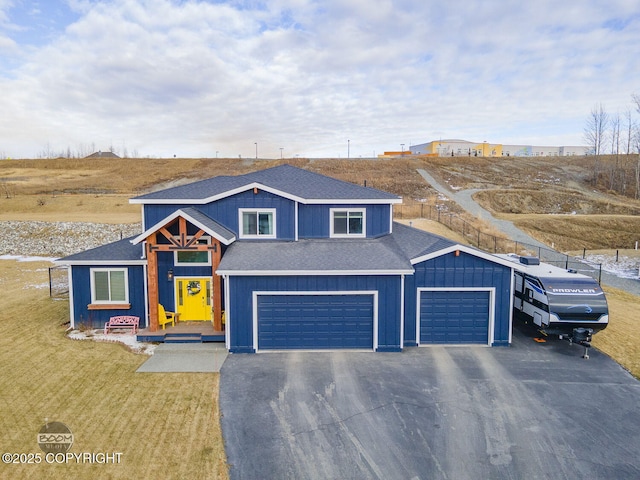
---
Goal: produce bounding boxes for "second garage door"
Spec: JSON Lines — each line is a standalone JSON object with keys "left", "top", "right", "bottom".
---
{"left": 256, "top": 293, "right": 375, "bottom": 350}
{"left": 419, "top": 289, "right": 491, "bottom": 345}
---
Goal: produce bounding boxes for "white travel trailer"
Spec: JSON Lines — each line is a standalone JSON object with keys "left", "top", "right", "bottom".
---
{"left": 498, "top": 254, "right": 609, "bottom": 340}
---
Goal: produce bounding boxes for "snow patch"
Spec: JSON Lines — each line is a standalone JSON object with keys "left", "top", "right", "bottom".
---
{"left": 0, "top": 254, "right": 57, "bottom": 262}
{"left": 68, "top": 329, "right": 157, "bottom": 355}
{"left": 583, "top": 254, "right": 640, "bottom": 280}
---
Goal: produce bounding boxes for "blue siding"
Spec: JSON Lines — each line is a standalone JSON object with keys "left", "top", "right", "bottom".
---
{"left": 70, "top": 265, "right": 146, "bottom": 329}
{"left": 228, "top": 275, "right": 402, "bottom": 353}
{"left": 404, "top": 251, "right": 512, "bottom": 346}
{"left": 298, "top": 204, "right": 391, "bottom": 238}
{"left": 143, "top": 190, "right": 295, "bottom": 240}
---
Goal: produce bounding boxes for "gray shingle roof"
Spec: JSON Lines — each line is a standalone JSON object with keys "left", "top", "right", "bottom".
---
{"left": 130, "top": 207, "right": 236, "bottom": 246}
{"left": 56, "top": 221, "right": 464, "bottom": 270}
{"left": 132, "top": 164, "right": 400, "bottom": 203}
{"left": 386, "top": 222, "right": 457, "bottom": 260}
{"left": 217, "top": 237, "right": 414, "bottom": 274}
{"left": 171, "top": 207, "right": 236, "bottom": 244}
{"left": 216, "top": 223, "right": 461, "bottom": 274}
{"left": 57, "top": 237, "right": 144, "bottom": 264}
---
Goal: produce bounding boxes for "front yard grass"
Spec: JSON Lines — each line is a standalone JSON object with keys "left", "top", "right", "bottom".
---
{"left": 592, "top": 286, "right": 640, "bottom": 379}
{"left": 0, "top": 260, "right": 228, "bottom": 479}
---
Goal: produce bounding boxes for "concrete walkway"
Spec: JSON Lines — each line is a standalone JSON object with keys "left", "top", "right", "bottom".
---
{"left": 136, "top": 343, "right": 228, "bottom": 373}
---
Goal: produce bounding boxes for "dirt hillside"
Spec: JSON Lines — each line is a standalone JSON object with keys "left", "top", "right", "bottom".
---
{"left": 1, "top": 154, "right": 639, "bottom": 250}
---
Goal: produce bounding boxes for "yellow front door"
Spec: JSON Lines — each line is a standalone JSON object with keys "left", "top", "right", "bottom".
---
{"left": 176, "top": 278, "right": 212, "bottom": 321}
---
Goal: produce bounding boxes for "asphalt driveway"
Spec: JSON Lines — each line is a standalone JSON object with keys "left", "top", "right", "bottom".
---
{"left": 220, "top": 325, "right": 640, "bottom": 479}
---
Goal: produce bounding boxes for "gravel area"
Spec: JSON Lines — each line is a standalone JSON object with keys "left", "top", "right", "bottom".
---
{"left": 0, "top": 221, "right": 142, "bottom": 258}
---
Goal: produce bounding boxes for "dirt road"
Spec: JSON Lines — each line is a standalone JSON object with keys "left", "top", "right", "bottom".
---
{"left": 417, "top": 168, "right": 640, "bottom": 296}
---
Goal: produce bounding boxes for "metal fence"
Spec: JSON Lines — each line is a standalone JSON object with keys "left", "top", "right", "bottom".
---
{"left": 395, "top": 201, "right": 603, "bottom": 282}
{"left": 49, "top": 266, "right": 69, "bottom": 298}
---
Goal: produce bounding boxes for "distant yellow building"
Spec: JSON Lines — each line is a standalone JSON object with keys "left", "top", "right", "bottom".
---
{"left": 409, "top": 139, "right": 586, "bottom": 157}
{"left": 378, "top": 151, "right": 408, "bottom": 158}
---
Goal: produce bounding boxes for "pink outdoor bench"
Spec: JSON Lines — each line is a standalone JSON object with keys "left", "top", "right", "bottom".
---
{"left": 104, "top": 315, "right": 140, "bottom": 334}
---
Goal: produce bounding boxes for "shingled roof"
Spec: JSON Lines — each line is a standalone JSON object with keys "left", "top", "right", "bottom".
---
{"left": 216, "top": 222, "right": 458, "bottom": 275}
{"left": 130, "top": 207, "right": 236, "bottom": 246}
{"left": 131, "top": 164, "right": 401, "bottom": 204}
{"left": 217, "top": 237, "right": 414, "bottom": 275}
{"left": 385, "top": 222, "right": 458, "bottom": 260}
{"left": 57, "top": 237, "right": 144, "bottom": 264}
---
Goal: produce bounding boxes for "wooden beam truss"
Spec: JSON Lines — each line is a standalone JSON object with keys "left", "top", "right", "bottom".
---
{"left": 144, "top": 216, "right": 224, "bottom": 332}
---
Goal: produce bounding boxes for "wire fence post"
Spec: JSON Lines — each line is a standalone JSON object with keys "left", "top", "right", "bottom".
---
{"left": 396, "top": 200, "right": 609, "bottom": 285}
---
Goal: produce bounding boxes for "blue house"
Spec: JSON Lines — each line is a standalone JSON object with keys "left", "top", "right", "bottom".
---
{"left": 57, "top": 164, "right": 516, "bottom": 352}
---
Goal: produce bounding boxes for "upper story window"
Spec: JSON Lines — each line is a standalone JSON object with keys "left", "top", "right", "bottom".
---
{"left": 239, "top": 208, "right": 276, "bottom": 239}
{"left": 330, "top": 208, "right": 365, "bottom": 238}
{"left": 90, "top": 268, "right": 129, "bottom": 304}
{"left": 174, "top": 237, "right": 211, "bottom": 266}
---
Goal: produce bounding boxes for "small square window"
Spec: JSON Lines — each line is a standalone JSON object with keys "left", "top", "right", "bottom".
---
{"left": 91, "top": 268, "right": 128, "bottom": 304}
{"left": 330, "top": 209, "right": 365, "bottom": 237}
{"left": 239, "top": 209, "right": 276, "bottom": 238}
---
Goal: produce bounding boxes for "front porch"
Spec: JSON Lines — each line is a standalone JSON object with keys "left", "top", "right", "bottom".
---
{"left": 137, "top": 321, "right": 225, "bottom": 344}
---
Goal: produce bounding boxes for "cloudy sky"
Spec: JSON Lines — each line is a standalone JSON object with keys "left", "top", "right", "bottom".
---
{"left": 0, "top": 0, "right": 639, "bottom": 159}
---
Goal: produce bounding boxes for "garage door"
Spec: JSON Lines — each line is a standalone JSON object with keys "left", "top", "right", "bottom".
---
{"left": 257, "top": 294, "right": 374, "bottom": 350}
{"left": 419, "top": 290, "right": 490, "bottom": 344}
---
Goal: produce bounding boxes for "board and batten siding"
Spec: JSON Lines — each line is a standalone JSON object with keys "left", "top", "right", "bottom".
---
{"left": 70, "top": 264, "right": 147, "bottom": 329}
{"left": 297, "top": 204, "right": 392, "bottom": 238}
{"left": 227, "top": 275, "right": 402, "bottom": 353}
{"left": 143, "top": 189, "right": 296, "bottom": 240}
{"left": 403, "top": 251, "right": 512, "bottom": 346}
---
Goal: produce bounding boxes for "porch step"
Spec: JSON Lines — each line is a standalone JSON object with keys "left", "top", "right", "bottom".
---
{"left": 165, "top": 334, "right": 203, "bottom": 343}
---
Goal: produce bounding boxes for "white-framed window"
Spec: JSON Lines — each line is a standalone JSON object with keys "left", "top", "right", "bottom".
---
{"left": 90, "top": 268, "right": 129, "bottom": 304}
{"left": 174, "top": 236, "right": 211, "bottom": 266}
{"left": 330, "top": 208, "right": 366, "bottom": 237}
{"left": 239, "top": 209, "right": 276, "bottom": 239}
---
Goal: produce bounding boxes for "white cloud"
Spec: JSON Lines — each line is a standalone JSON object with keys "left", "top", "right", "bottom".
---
{"left": 0, "top": 0, "right": 639, "bottom": 158}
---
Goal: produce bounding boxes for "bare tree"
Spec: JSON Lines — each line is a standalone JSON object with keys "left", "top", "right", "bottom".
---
{"left": 608, "top": 112, "right": 621, "bottom": 190}
{"left": 584, "top": 103, "right": 609, "bottom": 155}
{"left": 584, "top": 103, "right": 609, "bottom": 186}
{"left": 623, "top": 108, "right": 635, "bottom": 155}
{"left": 633, "top": 94, "right": 640, "bottom": 198}
{"left": 635, "top": 130, "right": 640, "bottom": 199}
{"left": 610, "top": 112, "right": 621, "bottom": 157}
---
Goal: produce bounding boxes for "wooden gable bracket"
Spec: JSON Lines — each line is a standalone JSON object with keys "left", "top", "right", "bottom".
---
{"left": 149, "top": 215, "right": 212, "bottom": 251}
{"left": 148, "top": 231, "right": 215, "bottom": 252}
{"left": 143, "top": 217, "right": 224, "bottom": 333}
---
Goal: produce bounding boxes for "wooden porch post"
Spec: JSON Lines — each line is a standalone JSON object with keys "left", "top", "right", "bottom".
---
{"left": 147, "top": 234, "right": 159, "bottom": 332}
{"left": 212, "top": 240, "right": 223, "bottom": 331}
